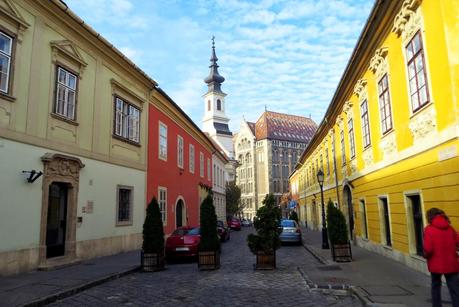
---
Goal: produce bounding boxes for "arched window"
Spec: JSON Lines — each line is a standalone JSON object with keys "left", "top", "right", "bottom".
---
{"left": 207, "top": 100, "right": 211, "bottom": 111}
{"left": 217, "top": 99, "right": 221, "bottom": 111}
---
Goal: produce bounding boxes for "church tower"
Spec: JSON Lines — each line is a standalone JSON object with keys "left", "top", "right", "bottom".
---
{"left": 202, "top": 37, "right": 234, "bottom": 158}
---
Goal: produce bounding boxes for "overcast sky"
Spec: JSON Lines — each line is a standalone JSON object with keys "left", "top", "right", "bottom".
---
{"left": 65, "top": 0, "right": 374, "bottom": 131}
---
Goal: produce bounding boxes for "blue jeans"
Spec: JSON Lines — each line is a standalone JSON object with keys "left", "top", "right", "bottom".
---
{"left": 431, "top": 273, "right": 459, "bottom": 307}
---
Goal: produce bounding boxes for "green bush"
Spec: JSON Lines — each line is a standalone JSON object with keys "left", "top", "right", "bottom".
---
{"left": 247, "top": 194, "right": 282, "bottom": 254}
{"left": 199, "top": 194, "right": 220, "bottom": 252}
{"left": 326, "top": 199, "right": 348, "bottom": 244}
{"left": 142, "top": 197, "right": 165, "bottom": 253}
{"left": 289, "top": 211, "right": 299, "bottom": 223}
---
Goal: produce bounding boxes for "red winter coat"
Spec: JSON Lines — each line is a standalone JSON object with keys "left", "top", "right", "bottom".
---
{"left": 423, "top": 215, "right": 459, "bottom": 274}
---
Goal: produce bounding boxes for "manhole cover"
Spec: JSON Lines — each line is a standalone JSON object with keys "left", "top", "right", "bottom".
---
{"left": 317, "top": 265, "right": 342, "bottom": 271}
{"left": 361, "top": 285, "right": 413, "bottom": 296}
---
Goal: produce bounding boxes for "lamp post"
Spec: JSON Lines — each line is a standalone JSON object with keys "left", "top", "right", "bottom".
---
{"left": 317, "top": 169, "right": 329, "bottom": 249}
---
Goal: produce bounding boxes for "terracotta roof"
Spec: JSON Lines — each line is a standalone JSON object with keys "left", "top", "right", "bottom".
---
{"left": 247, "top": 122, "right": 256, "bottom": 135}
{"left": 254, "top": 111, "right": 317, "bottom": 143}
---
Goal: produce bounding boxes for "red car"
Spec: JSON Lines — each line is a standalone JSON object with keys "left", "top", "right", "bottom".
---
{"left": 227, "top": 218, "right": 241, "bottom": 231}
{"left": 165, "top": 227, "right": 200, "bottom": 258}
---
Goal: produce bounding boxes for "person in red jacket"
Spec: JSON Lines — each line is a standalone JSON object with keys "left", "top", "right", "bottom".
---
{"left": 424, "top": 208, "right": 459, "bottom": 307}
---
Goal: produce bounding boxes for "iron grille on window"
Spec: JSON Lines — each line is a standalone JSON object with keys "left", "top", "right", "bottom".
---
{"left": 118, "top": 188, "right": 131, "bottom": 222}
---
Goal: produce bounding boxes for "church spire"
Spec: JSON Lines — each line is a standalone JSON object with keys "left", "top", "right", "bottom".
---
{"left": 204, "top": 36, "right": 225, "bottom": 93}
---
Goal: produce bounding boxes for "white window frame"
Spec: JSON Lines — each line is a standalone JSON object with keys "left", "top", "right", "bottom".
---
{"left": 158, "top": 186, "right": 167, "bottom": 224}
{"left": 0, "top": 31, "right": 12, "bottom": 94}
{"left": 55, "top": 66, "right": 77, "bottom": 120}
{"left": 158, "top": 122, "right": 167, "bottom": 161}
{"left": 189, "top": 144, "right": 195, "bottom": 173}
{"left": 200, "top": 152, "right": 204, "bottom": 178}
{"left": 114, "top": 97, "right": 140, "bottom": 143}
{"left": 177, "top": 135, "right": 184, "bottom": 168}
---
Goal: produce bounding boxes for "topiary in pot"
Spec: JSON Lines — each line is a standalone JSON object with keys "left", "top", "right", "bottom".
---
{"left": 289, "top": 211, "right": 299, "bottom": 223}
{"left": 248, "top": 194, "right": 282, "bottom": 269}
{"left": 198, "top": 194, "right": 221, "bottom": 270}
{"left": 326, "top": 199, "right": 352, "bottom": 262}
{"left": 142, "top": 197, "right": 165, "bottom": 271}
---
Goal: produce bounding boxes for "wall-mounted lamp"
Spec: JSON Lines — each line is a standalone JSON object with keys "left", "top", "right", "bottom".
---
{"left": 22, "top": 170, "right": 43, "bottom": 183}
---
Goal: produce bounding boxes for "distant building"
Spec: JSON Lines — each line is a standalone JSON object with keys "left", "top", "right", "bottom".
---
{"left": 234, "top": 111, "right": 317, "bottom": 220}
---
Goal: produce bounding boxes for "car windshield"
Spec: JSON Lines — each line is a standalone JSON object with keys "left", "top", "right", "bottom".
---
{"left": 280, "top": 220, "right": 296, "bottom": 227}
{"left": 172, "top": 229, "right": 189, "bottom": 236}
{"left": 187, "top": 227, "right": 200, "bottom": 235}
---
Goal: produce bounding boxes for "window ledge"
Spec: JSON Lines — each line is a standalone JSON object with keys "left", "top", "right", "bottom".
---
{"left": 362, "top": 145, "right": 372, "bottom": 152}
{"left": 410, "top": 101, "right": 434, "bottom": 119}
{"left": 0, "top": 92, "right": 16, "bottom": 102}
{"left": 382, "top": 244, "right": 393, "bottom": 251}
{"left": 112, "top": 134, "right": 141, "bottom": 147}
{"left": 116, "top": 221, "right": 133, "bottom": 227}
{"left": 51, "top": 113, "right": 79, "bottom": 126}
{"left": 381, "top": 129, "right": 395, "bottom": 139}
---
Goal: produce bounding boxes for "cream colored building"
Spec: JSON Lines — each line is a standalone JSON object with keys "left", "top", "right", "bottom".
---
{"left": 0, "top": 0, "right": 156, "bottom": 275}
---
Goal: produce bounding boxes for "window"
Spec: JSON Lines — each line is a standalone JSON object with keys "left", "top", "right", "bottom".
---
{"left": 189, "top": 144, "right": 195, "bottom": 173}
{"left": 407, "top": 194, "right": 424, "bottom": 256}
{"left": 177, "top": 135, "right": 184, "bottom": 168}
{"left": 360, "top": 200, "right": 368, "bottom": 239}
{"left": 379, "top": 197, "right": 391, "bottom": 246}
{"left": 340, "top": 130, "right": 346, "bottom": 166}
{"left": 114, "top": 97, "right": 140, "bottom": 143}
{"left": 348, "top": 118, "right": 356, "bottom": 159}
{"left": 55, "top": 67, "right": 77, "bottom": 120}
{"left": 320, "top": 155, "right": 323, "bottom": 173}
{"left": 158, "top": 187, "right": 167, "bottom": 223}
{"left": 378, "top": 74, "right": 393, "bottom": 134}
{"left": 116, "top": 186, "right": 133, "bottom": 225}
{"left": 213, "top": 164, "right": 216, "bottom": 185}
{"left": 158, "top": 122, "right": 167, "bottom": 160}
{"left": 217, "top": 99, "right": 221, "bottom": 111}
{"left": 207, "top": 158, "right": 211, "bottom": 180}
{"left": 325, "top": 149, "right": 330, "bottom": 176}
{"left": 406, "top": 31, "right": 430, "bottom": 113}
{"left": 0, "top": 31, "right": 12, "bottom": 94}
{"left": 360, "top": 100, "right": 371, "bottom": 148}
{"left": 200, "top": 152, "right": 204, "bottom": 178}
{"left": 207, "top": 100, "right": 211, "bottom": 111}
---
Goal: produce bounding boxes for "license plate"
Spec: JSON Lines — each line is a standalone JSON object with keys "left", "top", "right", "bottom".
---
{"left": 176, "top": 247, "right": 189, "bottom": 251}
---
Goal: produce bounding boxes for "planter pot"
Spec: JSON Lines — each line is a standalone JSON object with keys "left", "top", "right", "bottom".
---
{"left": 198, "top": 250, "right": 220, "bottom": 270}
{"left": 141, "top": 250, "right": 165, "bottom": 272}
{"left": 255, "top": 250, "right": 276, "bottom": 270}
{"left": 331, "top": 242, "right": 352, "bottom": 262}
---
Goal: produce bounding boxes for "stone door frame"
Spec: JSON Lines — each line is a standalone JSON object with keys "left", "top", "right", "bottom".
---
{"left": 39, "top": 153, "right": 84, "bottom": 265}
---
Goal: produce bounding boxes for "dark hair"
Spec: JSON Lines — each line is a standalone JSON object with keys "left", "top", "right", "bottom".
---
{"left": 426, "top": 207, "right": 450, "bottom": 224}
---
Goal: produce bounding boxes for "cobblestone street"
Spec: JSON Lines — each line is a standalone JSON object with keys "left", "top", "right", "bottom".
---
{"left": 50, "top": 228, "right": 359, "bottom": 306}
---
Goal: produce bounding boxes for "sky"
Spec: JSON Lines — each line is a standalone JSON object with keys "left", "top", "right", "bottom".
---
{"left": 65, "top": 0, "right": 374, "bottom": 132}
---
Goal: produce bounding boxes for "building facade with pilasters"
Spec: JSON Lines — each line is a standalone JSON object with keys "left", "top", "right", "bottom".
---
{"left": 292, "top": 0, "right": 459, "bottom": 274}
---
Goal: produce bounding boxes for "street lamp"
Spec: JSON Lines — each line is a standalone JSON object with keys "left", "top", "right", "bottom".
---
{"left": 317, "top": 169, "right": 329, "bottom": 249}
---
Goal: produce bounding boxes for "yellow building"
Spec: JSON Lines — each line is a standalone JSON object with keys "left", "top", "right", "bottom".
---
{"left": 292, "top": 0, "right": 458, "bottom": 273}
{"left": 0, "top": 0, "right": 156, "bottom": 275}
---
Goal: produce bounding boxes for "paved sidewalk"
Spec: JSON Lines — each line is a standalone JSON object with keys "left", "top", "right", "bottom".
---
{"left": 0, "top": 251, "right": 140, "bottom": 307}
{"left": 300, "top": 228, "right": 453, "bottom": 307}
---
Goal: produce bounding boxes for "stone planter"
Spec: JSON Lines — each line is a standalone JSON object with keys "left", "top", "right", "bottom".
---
{"left": 141, "top": 250, "right": 165, "bottom": 272}
{"left": 198, "top": 250, "right": 220, "bottom": 270}
{"left": 255, "top": 250, "right": 276, "bottom": 270}
{"left": 331, "top": 242, "right": 352, "bottom": 262}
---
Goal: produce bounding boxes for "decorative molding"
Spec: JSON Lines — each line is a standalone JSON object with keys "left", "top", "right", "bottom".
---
{"left": 350, "top": 159, "right": 358, "bottom": 174}
{"left": 336, "top": 115, "right": 344, "bottom": 129}
{"left": 362, "top": 148, "right": 373, "bottom": 169}
{"left": 408, "top": 105, "right": 437, "bottom": 143}
{"left": 343, "top": 101, "right": 353, "bottom": 117}
{"left": 0, "top": 0, "right": 30, "bottom": 42}
{"left": 353, "top": 79, "right": 368, "bottom": 100}
{"left": 392, "top": 0, "right": 423, "bottom": 42}
{"left": 369, "top": 47, "right": 389, "bottom": 80}
{"left": 51, "top": 40, "right": 87, "bottom": 75}
{"left": 111, "top": 78, "right": 146, "bottom": 105}
{"left": 379, "top": 131, "right": 397, "bottom": 159}
{"left": 41, "top": 153, "right": 85, "bottom": 182}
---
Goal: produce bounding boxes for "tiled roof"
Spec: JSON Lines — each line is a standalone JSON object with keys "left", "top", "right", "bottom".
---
{"left": 254, "top": 111, "right": 317, "bottom": 143}
{"left": 247, "top": 122, "right": 256, "bottom": 135}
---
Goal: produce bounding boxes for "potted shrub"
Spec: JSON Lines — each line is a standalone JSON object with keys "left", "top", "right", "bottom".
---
{"left": 198, "top": 194, "right": 221, "bottom": 270}
{"left": 326, "top": 199, "right": 352, "bottom": 262}
{"left": 247, "top": 194, "right": 282, "bottom": 270}
{"left": 141, "top": 197, "right": 165, "bottom": 271}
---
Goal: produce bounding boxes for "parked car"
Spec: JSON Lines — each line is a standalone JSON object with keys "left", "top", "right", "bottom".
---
{"left": 165, "top": 227, "right": 200, "bottom": 259}
{"left": 217, "top": 220, "right": 230, "bottom": 242}
{"left": 227, "top": 217, "right": 241, "bottom": 231}
{"left": 241, "top": 218, "right": 252, "bottom": 227}
{"left": 279, "top": 219, "right": 302, "bottom": 244}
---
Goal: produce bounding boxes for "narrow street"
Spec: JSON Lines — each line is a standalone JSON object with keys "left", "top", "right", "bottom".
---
{"left": 50, "top": 228, "right": 359, "bottom": 306}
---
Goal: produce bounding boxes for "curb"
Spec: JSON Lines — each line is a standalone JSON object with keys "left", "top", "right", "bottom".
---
{"left": 22, "top": 265, "right": 141, "bottom": 307}
{"left": 301, "top": 238, "right": 333, "bottom": 266}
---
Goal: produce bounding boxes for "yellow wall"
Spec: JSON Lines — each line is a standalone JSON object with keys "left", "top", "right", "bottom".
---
{"left": 294, "top": 0, "right": 458, "bottom": 273}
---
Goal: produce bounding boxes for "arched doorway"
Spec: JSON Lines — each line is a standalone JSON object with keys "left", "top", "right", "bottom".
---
{"left": 176, "top": 199, "right": 185, "bottom": 228}
{"left": 343, "top": 185, "right": 354, "bottom": 240}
